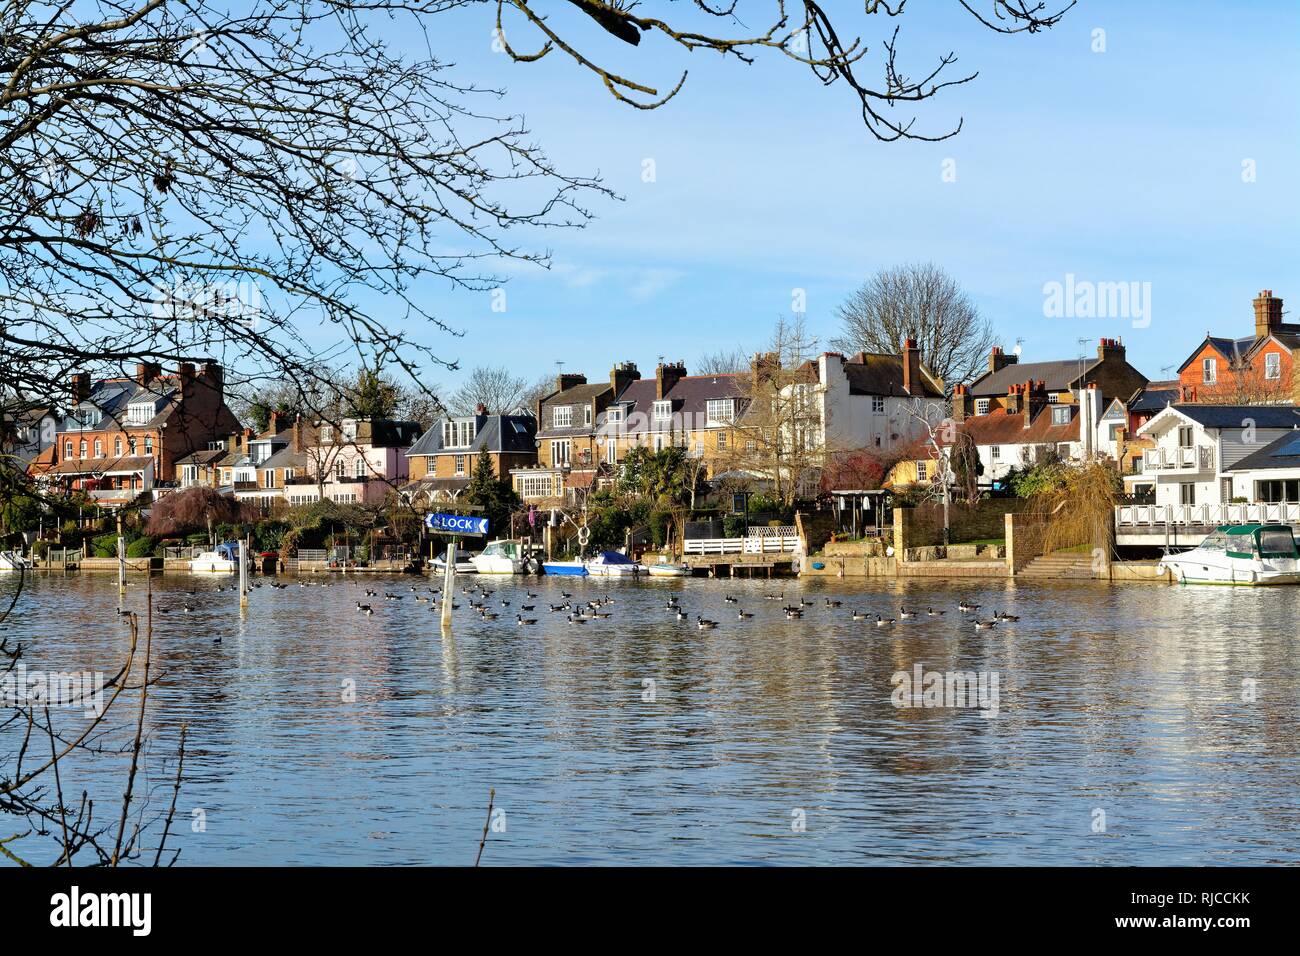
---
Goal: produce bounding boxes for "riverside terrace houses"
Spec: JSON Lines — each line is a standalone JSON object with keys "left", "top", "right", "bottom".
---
{"left": 599, "top": 362, "right": 747, "bottom": 475}
{"left": 401, "top": 407, "right": 537, "bottom": 507}
{"left": 1098, "top": 380, "right": 1181, "bottom": 500}
{"left": 31, "top": 361, "right": 240, "bottom": 508}
{"left": 1, "top": 404, "right": 58, "bottom": 471}
{"left": 511, "top": 362, "right": 642, "bottom": 504}
{"left": 1135, "top": 404, "right": 1300, "bottom": 510}
{"left": 1175, "top": 290, "right": 1300, "bottom": 403}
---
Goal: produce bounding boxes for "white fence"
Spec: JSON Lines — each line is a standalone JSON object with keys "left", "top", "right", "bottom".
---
{"left": 1117, "top": 503, "right": 1300, "bottom": 527}
{"left": 684, "top": 526, "right": 800, "bottom": 556}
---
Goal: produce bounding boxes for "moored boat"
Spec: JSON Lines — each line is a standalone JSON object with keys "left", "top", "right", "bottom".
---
{"left": 430, "top": 548, "right": 477, "bottom": 574}
{"left": 191, "top": 541, "right": 244, "bottom": 573}
{"left": 0, "top": 550, "right": 30, "bottom": 571}
{"left": 585, "top": 550, "right": 643, "bottom": 577}
{"left": 646, "top": 560, "right": 689, "bottom": 577}
{"left": 1157, "top": 524, "right": 1300, "bottom": 586}
{"left": 470, "top": 539, "right": 527, "bottom": 574}
{"left": 541, "top": 559, "right": 588, "bottom": 576}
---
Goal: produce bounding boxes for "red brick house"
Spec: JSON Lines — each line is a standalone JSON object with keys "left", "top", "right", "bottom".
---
{"left": 33, "top": 361, "right": 240, "bottom": 507}
{"left": 1176, "top": 290, "right": 1298, "bottom": 403}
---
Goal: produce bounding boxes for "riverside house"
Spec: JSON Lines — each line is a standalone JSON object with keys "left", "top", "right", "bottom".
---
{"left": 512, "top": 362, "right": 641, "bottom": 504}
{"left": 1135, "top": 404, "right": 1300, "bottom": 509}
{"left": 1175, "top": 290, "right": 1299, "bottom": 403}
{"left": 403, "top": 407, "right": 537, "bottom": 507}
{"left": 33, "top": 361, "right": 240, "bottom": 507}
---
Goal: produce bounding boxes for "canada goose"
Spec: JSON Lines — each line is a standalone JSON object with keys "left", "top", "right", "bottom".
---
{"left": 567, "top": 614, "right": 587, "bottom": 625}
{"left": 499, "top": 600, "right": 510, "bottom": 607}
{"left": 526, "top": 591, "right": 538, "bottom": 598}
{"left": 415, "top": 595, "right": 429, "bottom": 602}
{"left": 875, "top": 615, "right": 894, "bottom": 627}
{"left": 958, "top": 601, "right": 981, "bottom": 613}
{"left": 517, "top": 615, "right": 538, "bottom": 625}
{"left": 785, "top": 609, "right": 803, "bottom": 620}
{"left": 212, "top": 635, "right": 222, "bottom": 644}
{"left": 995, "top": 611, "right": 1020, "bottom": 622}
{"left": 737, "top": 609, "right": 753, "bottom": 619}
{"left": 697, "top": 616, "right": 718, "bottom": 630}
{"left": 521, "top": 604, "right": 535, "bottom": 611}
{"left": 825, "top": 598, "right": 843, "bottom": 607}
{"left": 899, "top": 608, "right": 916, "bottom": 619}
{"left": 799, "top": 597, "right": 813, "bottom": 607}
{"left": 590, "top": 610, "right": 612, "bottom": 619}
{"left": 676, "top": 608, "right": 689, "bottom": 622}
{"left": 560, "top": 591, "right": 572, "bottom": 599}
{"left": 926, "top": 607, "right": 946, "bottom": 617}
{"left": 479, "top": 609, "right": 500, "bottom": 620}
{"left": 974, "top": 619, "right": 998, "bottom": 630}
{"left": 724, "top": 595, "right": 738, "bottom": 604}
{"left": 851, "top": 610, "right": 869, "bottom": 621}
{"left": 764, "top": 592, "right": 783, "bottom": 601}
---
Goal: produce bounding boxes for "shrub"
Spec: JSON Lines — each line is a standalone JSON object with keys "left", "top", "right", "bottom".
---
{"left": 126, "top": 536, "right": 155, "bottom": 558}
{"left": 90, "top": 532, "right": 119, "bottom": 557}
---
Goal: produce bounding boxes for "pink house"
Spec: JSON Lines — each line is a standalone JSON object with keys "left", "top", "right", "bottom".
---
{"left": 300, "top": 418, "right": 423, "bottom": 505}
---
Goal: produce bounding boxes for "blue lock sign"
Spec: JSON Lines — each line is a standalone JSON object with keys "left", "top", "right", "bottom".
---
{"left": 424, "top": 513, "right": 490, "bottom": 536}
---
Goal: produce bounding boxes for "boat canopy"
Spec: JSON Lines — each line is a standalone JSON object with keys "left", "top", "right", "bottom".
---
{"left": 215, "top": 540, "right": 241, "bottom": 560}
{"left": 1216, "top": 524, "right": 1298, "bottom": 560}
{"left": 590, "top": 550, "right": 636, "bottom": 565}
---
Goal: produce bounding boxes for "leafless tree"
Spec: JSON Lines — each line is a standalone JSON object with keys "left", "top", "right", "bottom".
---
{"left": 695, "top": 346, "right": 751, "bottom": 375}
{"left": 718, "top": 315, "right": 823, "bottom": 504}
{"left": 450, "top": 365, "right": 534, "bottom": 416}
{"left": 831, "top": 262, "right": 996, "bottom": 391}
{"left": 498, "top": 0, "right": 1074, "bottom": 141}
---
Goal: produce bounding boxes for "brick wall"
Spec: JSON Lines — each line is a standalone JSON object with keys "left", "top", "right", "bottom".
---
{"left": 894, "top": 499, "right": 1030, "bottom": 551}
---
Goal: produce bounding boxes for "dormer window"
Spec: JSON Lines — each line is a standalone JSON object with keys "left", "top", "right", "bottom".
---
{"left": 552, "top": 406, "right": 573, "bottom": 428}
{"left": 607, "top": 406, "right": 624, "bottom": 423}
{"left": 441, "top": 419, "right": 476, "bottom": 448}
{"left": 74, "top": 406, "right": 100, "bottom": 429}
{"left": 126, "top": 402, "right": 154, "bottom": 425}
{"left": 706, "top": 399, "right": 735, "bottom": 425}
{"left": 1051, "top": 406, "right": 1072, "bottom": 425}
{"left": 320, "top": 424, "right": 334, "bottom": 444}
{"left": 341, "top": 420, "right": 358, "bottom": 441}
{"left": 653, "top": 401, "right": 672, "bottom": 422}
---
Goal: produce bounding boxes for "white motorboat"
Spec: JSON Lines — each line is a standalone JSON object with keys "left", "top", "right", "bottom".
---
{"left": 0, "top": 550, "right": 30, "bottom": 571}
{"left": 191, "top": 541, "right": 243, "bottom": 573}
{"left": 470, "top": 539, "right": 528, "bottom": 575}
{"left": 1157, "top": 524, "right": 1300, "bottom": 586}
{"left": 585, "top": 550, "right": 643, "bottom": 577}
{"left": 430, "top": 549, "right": 477, "bottom": 574}
{"left": 646, "top": 559, "right": 689, "bottom": 577}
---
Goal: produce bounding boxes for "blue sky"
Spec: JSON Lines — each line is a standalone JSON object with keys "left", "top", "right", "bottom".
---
{"left": 367, "top": 1, "right": 1300, "bottom": 390}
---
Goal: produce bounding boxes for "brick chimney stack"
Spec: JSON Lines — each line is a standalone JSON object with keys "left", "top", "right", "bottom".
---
{"left": 1097, "top": 336, "right": 1126, "bottom": 361}
{"left": 70, "top": 372, "right": 90, "bottom": 405}
{"left": 1005, "top": 384, "right": 1021, "bottom": 415}
{"left": 901, "top": 338, "right": 921, "bottom": 396}
{"left": 556, "top": 372, "right": 587, "bottom": 393}
{"left": 268, "top": 410, "right": 281, "bottom": 435}
{"left": 292, "top": 414, "right": 304, "bottom": 454}
{"left": 989, "top": 345, "right": 1018, "bottom": 375}
{"left": 1254, "top": 289, "right": 1283, "bottom": 338}
{"left": 610, "top": 361, "right": 640, "bottom": 398}
{"left": 952, "top": 384, "right": 972, "bottom": 422}
{"left": 656, "top": 361, "right": 686, "bottom": 400}
{"left": 1025, "top": 379, "right": 1048, "bottom": 429}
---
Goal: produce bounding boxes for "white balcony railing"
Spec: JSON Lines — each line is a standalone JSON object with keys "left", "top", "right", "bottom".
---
{"left": 1144, "top": 446, "right": 1214, "bottom": 472}
{"left": 1116, "top": 503, "right": 1300, "bottom": 528}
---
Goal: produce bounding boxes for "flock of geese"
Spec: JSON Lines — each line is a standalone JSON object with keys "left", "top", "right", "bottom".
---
{"left": 146, "top": 576, "right": 1022, "bottom": 633}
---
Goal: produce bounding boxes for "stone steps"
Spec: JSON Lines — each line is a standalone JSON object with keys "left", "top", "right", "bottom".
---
{"left": 1018, "top": 552, "right": 1097, "bottom": 579}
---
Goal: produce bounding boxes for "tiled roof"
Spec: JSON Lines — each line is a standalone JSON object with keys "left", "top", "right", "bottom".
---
{"left": 840, "top": 352, "right": 943, "bottom": 398}
{"left": 536, "top": 384, "right": 611, "bottom": 437}
{"left": 959, "top": 406, "right": 1080, "bottom": 446}
{"left": 968, "top": 359, "right": 1098, "bottom": 397}
{"left": 174, "top": 448, "right": 227, "bottom": 466}
{"left": 47, "top": 455, "right": 154, "bottom": 476}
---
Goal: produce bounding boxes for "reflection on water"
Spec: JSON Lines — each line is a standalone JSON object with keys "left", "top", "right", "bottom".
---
{"left": 3, "top": 571, "right": 1298, "bottom": 865}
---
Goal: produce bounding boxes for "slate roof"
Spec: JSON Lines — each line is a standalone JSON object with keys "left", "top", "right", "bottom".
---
{"left": 59, "top": 379, "right": 179, "bottom": 431}
{"left": 1166, "top": 404, "right": 1300, "bottom": 430}
{"left": 968, "top": 359, "right": 1098, "bottom": 397}
{"left": 1128, "top": 380, "right": 1181, "bottom": 413}
{"left": 174, "top": 447, "right": 228, "bottom": 466}
{"left": 47, "top": 455, "right": 154, "bottom": 476}
{"left": 535, "top": 383, "right": 611, "bottom": 438}
{"left": 612, "top": 374, "right": 747, "bottom": 435}
{"left": 407, "top": 414, "right": 537, "bottom": 456}
{"left": 1229, "top": 431, "right": 1300, "bottom": 472}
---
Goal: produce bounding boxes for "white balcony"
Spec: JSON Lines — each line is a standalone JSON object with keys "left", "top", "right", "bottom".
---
{"left": 1143, "top": 445, "right": 1214, "bottom": 472}
{"left": 1116, "top": 502, "right": 1300, "bottom": 528}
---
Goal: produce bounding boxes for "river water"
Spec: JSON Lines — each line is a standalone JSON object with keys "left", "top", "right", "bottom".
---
{"left": 3, "top": 570, "right": 1298, "bottom": 866}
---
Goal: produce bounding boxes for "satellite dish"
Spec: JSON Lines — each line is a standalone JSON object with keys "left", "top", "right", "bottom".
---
{"left": 1012, "top": 341, "right": 1023, "bottom": 357}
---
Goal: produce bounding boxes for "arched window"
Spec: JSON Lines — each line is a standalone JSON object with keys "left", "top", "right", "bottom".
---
{"left": 355, "top": 457, "right": 366, "bottom": 478}
{"left": 335, "top": 458, "right": 346, "bottom": 479}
